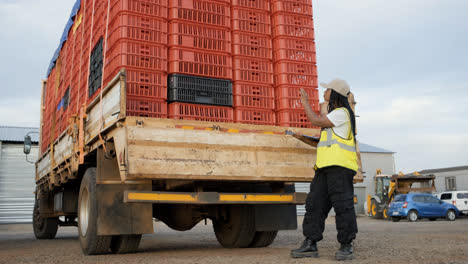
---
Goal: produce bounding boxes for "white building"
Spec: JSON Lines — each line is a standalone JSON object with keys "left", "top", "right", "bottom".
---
{"left": 419, "top": 166, "right": 468, "bottom": 194}
{"left": 0, "top": 126, "right": 39, "bottom": 224}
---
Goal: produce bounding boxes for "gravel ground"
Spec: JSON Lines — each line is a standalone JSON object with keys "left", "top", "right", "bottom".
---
{"left": 1, "top": 216, "right": 467, "bottom": 264}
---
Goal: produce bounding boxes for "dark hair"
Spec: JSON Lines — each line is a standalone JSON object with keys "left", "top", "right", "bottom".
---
{"left": 328, "top": 90, "right": 356, "bottom": 138}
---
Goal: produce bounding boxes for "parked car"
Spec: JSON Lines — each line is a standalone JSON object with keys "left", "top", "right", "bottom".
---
{"left": 436, "top": 191, "right": 468, "bottom": 215}
{"left": 388, "top": 193, "right": 460, "bottom": 222}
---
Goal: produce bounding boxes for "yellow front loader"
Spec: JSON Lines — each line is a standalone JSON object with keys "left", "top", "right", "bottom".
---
{"left": 367, "top": 170, "right": 436, "bottom": 219}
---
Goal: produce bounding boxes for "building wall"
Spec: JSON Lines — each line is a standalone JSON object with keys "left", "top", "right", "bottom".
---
{"left": 432, "top": 169, "right": 468, "bottom": 193}
{"left": 0, "top": 142, "right": 38, "bottom": 224}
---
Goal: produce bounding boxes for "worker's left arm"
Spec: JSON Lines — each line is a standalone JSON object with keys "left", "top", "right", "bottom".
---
{"left": 300, "top": 89, "right": 334, "bottom": 128}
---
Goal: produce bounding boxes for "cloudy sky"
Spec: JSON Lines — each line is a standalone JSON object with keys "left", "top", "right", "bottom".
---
{"left": 0, "top": 0, "right": 467, "bottom": 173}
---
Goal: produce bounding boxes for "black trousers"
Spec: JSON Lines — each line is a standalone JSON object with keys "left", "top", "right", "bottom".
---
{"left": 302, "top": 166, "right": 358, "bottom": 244}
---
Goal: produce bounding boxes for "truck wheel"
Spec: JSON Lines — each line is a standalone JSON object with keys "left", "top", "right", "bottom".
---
{"left": 370, "top": 200, "right": 382, "bottom": 219}
{"left": 213, "top": 205, "right": 255, "bottom": 248}
{"left": 407, "top": 210, "right": 418, "bottom": 222}
{"left": 78, "top": 167, "right": 112, "bottom": 255}
{"left": 33, "top": 198, "right": 58, "bottom": 239}
{"left": 111, "top": 235, "right": 142, "bottom": 254}
{"left": 249, "top": 231, "right": 278, "bottom": 248}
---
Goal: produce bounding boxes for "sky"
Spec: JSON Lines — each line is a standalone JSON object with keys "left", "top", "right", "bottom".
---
{"left": 0, "top": 0, "right": 467, "bottom": 173}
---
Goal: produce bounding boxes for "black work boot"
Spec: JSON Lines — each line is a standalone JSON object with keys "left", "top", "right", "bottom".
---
{"left": 335, "top": 243, "right": 354, "bottom": 261}
{"left": 290, "top": 238, "right": 319, "bottom": 258}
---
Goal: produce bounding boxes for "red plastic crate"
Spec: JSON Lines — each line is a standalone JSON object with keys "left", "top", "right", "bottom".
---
{"left": 273, "top": 37, "right": 316, "bottom": 63}
{"left": 233, "top": 57, "right": 273, "bottom": 84}
{"left": 168, "top": 21, "right": 231, "bottom": 52}
{"left": 109, "top": 0, "right": 168, "bottom": 19}
{"left": 169, "top": 102, "right": 234, "bottom": 122}
{"left": 168, "top": 0, "right": 231, "bottom": 28}
{"left": 127, "top": 97, "right": 167, "bottom": 117}
{"left": 169, "top": 47, "right": 232, "bottom": 79}
{"left": 233, "top": 82, "right": 275, "bottom": 109}
{"left": 232, "top": 8, "right": 271, "bottom": 35}
{"left": 274, "top": 61, "right": 317, "bottom": 86}
{"left": 108, "top": 12, "right": 168, "bottom": 45}
{"left": 106, "top": 40, "right": 168, "bottom": 73}
{"left": 272, "top": 0, "right": 313, "bottom": 16}
{"left": 277, "top": 110, "right": 318, "bottom": 128}
{"left": 234, "top": 108, "right": 275, "bottom": 125}
{"left": 232, "top": 0, "right": 271, "bottom": 11}
{"left": 272, "top": 13, "right": 315, "bottom": 39}
{"left": 232, "top": 32, "right": 272, "bottom": 59}
{"left": 106, "top": 67, "right": 167, "bottom": 100}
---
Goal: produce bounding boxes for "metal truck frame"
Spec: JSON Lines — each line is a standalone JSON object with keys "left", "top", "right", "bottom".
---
{"left": 30, "top": 70, "right": 363, "bottom": 255}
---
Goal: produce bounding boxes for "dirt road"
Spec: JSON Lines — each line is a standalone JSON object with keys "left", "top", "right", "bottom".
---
{"left": 1, "top": 216, "right": 467, "bottom": 264}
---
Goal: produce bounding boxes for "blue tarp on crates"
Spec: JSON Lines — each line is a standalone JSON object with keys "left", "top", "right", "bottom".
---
{"left": 46, "top": 0, "right": 81, "bottom": 77}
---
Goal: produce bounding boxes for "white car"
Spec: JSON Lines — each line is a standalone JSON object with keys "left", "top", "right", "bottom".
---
{"left": 437, "top": 191, "right": 468, "bottom": 215}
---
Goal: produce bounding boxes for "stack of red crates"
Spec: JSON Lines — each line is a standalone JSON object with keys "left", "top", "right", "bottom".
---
{"left": 272, "top": 0, "right": 319, "bottom": 128}
{"left": 42, "top": 1, "right": 322, "bottom": 155}
{"left": 167, "top": 0, "right": 234, "bottom": 122}
{"left": 231, "top": 0, "right": 276, "bottom": 126}
{"left": 104, "top": 0, "right": 169, "bottom": 118}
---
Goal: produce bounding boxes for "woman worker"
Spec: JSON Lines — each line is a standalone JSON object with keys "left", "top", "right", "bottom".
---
{"left": 291, "top": 79, "right": 358, "bottom": 261}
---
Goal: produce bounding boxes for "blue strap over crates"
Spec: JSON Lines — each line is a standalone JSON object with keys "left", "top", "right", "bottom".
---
{"left": 46, "top": 0, "right": 81, "bottom": 77}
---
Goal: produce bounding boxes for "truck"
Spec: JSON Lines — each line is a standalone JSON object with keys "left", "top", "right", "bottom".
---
{"left": 367, "top": 170, "right": 436, "bottom": 220}
{"left": 25, "top": 0, "right": 363, "bottom": 256}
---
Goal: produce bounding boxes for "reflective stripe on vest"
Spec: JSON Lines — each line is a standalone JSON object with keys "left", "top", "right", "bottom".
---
{"left": 315, "top": 108, "right": 358, "bottom": 172}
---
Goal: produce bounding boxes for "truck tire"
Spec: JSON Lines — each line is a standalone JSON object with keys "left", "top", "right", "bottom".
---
{"left": 111, "top": 235, "right": 142, "bottom": 254}
{"left": 213, "top": 205, "right": 255, "bottom": 248}
{"left": 249, "top": 231, "right": 278, "bottom": 248}
{"left": 370, "top": 199, "right": 382, "bottom": 219}
{"left": 33, "top": 198, "right": 58, "bottom": 239}
{"left": 78, "top": 167, "right": 112, "bottom": 255}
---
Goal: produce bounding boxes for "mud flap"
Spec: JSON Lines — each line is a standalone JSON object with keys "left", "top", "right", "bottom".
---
{"left": 254, "top": 204, "right": 297, "bottom": 231}
{"left": 95, "top": 146, "right": 153, "bottom": 236}
{"left": 96, "top": 184, "right": 153, "bottom": 235}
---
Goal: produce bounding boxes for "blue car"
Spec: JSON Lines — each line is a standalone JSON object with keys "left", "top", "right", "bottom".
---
{"left": 388, "top": 193, "right": 460, "bottom": 222}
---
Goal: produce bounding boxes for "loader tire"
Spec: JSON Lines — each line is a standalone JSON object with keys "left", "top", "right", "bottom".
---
{"left": 213, "top": 205, "right": 255, "bottom": 248}
{"left": 249, "top": 231, "right": 278, "bottom": 248}
{"left": 33, "top": 197, "right": 58, "bottom": 239}
{"left": 111, "top": 235, "right": 142, "bottom": 254}
{"left": 370, "top": 200, "right": 382, "bottom": 219}
{"left": 382, "top": 207, "right": 389, "bottom": 220}
{"left": 78, "top": 167, "right": 112, "bottom": 255}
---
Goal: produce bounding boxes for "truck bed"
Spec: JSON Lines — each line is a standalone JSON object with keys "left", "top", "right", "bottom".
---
{"left": 35, "top": 71, "right": 349, "bottom": 191}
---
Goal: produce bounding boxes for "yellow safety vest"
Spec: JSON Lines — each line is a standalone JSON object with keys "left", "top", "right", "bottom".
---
{"left": 315, "top": 108, "right": 358, "bottom": 172}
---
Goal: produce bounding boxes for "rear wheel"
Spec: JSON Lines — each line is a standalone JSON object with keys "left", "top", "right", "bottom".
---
{"left": 371, "top": 200, "right": 382, "bottom": 219}
{"left": 382, "top": 206, "right": 389, "bottom": 220}
{"left": 213, "top": 205, "right": 255, "bottom": 248}
{"left": 249, "top": 231, "right": 278, "bottom": 248}
{"left": 407, "top": 210, "right": 418, "bottom": 222}
{"left": 446, "top": 210, "right": 456, "bottom": 221}
{"left": 391, "top": 217, "right": 401, "bottom": 222}
{"left": 78, "top": 168, "right": 112, "bottom": 255}
{"left": 32, "top": 197, "right": 58, "bottom": 239}
{"left": 111, "top": 235, "right": 142, "bottom": 254}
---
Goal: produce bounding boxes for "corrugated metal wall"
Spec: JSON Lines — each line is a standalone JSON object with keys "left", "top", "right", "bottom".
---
{"left": 295, "top": 183, "right": 310, "bottom": 216}
{"left": 0, "top": 142, "right": 37, "bottom": 224}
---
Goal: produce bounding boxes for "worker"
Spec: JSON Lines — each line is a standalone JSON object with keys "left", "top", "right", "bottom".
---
{"left": 291, "top": 79, "right": 358, "bottom": 261}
